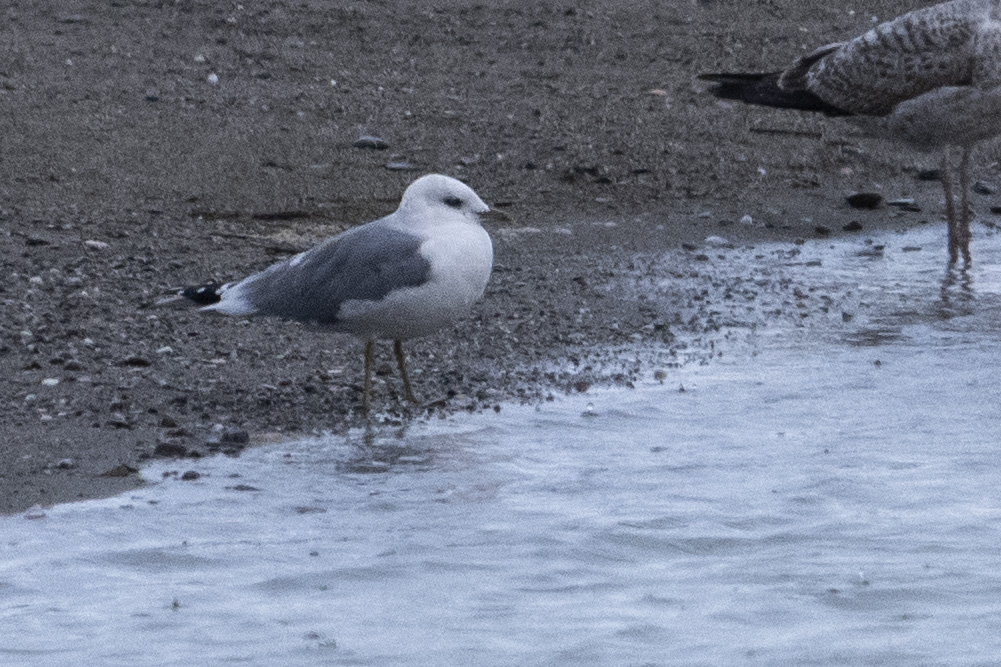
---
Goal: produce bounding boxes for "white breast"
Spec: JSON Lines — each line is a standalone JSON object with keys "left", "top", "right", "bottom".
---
{"left": 335, "top": 221, "right": 493, "bottom": 341}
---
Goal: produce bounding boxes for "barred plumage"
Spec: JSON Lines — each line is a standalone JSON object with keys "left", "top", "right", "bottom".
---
{"left": 701, "top": 0, "right": 1001, "bottom": 265}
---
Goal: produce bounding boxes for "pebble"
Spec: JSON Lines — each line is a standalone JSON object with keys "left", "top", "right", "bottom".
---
{"left": 385, "top": 161, "right": 418, "bottom": 171}
{"left": 227, "top": 484, "right": 261, "bottom": 492}
{"left": 107, "top": 413, "right": 131, "bottom": 429}
{"left": 154, "top": 442, "right": 188, "bottom": 458}
{"left": 180, "top": 470, "right": 201, "bottom": 481}
{"left": 352, "top": 135, "right": 388, "bottom": 150}
{"left": 24, "top": 505, "right": 47, "bottom": 520}
{"left": 887, "top": 198, "right": 921, "bottom": 212}
{"left": 83, "top": 239, "right": 109, "bottom": 250}
{"left": 846, "top": 192, "right": 882, "bottom": 209}
{"left": 220, "top": 428, "right": 250, "bottom": 445}
{"left": 704, "top": 235, "right": 732, "bottom": 248}
{"left": 100, "top": 464, "right": 138, "bottom": 477}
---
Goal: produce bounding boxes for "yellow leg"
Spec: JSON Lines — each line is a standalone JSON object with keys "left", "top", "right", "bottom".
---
{"left": 393, "top": 339, "right": 420, "bottom": 405}
{"left": 958, "top": 146, "right": 973, "bottom": 266}
{"left": 363, "top": 340, "right": 375, "bottom": 415}
{"left": 942, "top": 148, "right": 959, "bottom": 265}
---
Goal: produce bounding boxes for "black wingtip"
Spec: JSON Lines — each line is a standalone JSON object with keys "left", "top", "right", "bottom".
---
{"left": 700, "top": 71, "right": 851, "bottom": 116}
{"left": 180, "top": 282, "right": 223, "bottom": 306}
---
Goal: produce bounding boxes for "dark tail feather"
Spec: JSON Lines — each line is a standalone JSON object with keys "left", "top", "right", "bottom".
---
{"left": 698, "top": 72, "right": 851, "bottom": 116}
{"left": 180, "top": 282, "right": 223, "bottom": 305}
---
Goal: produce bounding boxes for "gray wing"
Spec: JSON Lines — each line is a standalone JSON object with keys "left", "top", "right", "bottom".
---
{"left": 236, "top": 222, "right": 431, "bottom": 325}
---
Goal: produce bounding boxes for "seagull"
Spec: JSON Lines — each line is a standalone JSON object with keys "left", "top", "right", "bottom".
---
{"left": 700, "top": 0, "right": 1001, "bottom": 265}
{"left": 180, "top": 174, "right": 494, "bottom": 414}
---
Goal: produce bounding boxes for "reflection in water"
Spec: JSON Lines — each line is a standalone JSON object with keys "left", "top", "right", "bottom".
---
{"left": 337, "top": 423, "right": 439, "bottom": 474}
{"left": 938, "top": 263, "right": 976, "bottom": 318}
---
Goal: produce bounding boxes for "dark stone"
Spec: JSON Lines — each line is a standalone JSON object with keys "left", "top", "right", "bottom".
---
{"left": 845, "top": 192, "right": 882, "bottom": 209}
{"left": 154, "top": 442, "right": 188, "bottom": 458}
{"left": 352, "top": 135, "right": 388, "bottom": 150}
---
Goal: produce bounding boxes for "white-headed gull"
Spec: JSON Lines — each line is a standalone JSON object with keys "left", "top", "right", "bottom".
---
{"left": 181, "top": 174, "right": 494, "bottom": 413}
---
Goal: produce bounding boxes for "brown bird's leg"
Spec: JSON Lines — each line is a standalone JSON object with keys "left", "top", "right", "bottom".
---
{"left": 363, "top": 339, "right": 375, "bottom": 415}
{"left": 393, "top": 339, "right": 420, "bottom": 406}
{"left": 958, "top": 146, "right": 973, "bottom": 265}
{"left": 941, "top": 148, "right": 959, "bottom": 265}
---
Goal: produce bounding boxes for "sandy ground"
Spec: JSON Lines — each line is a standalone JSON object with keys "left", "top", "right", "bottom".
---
{"left": 3, "top": 0, "right": 998, "bottom": 513}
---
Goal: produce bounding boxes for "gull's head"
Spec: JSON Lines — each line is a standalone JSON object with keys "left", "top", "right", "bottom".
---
{"left": 398, "top": 174, "right": 490, "bottom": 221}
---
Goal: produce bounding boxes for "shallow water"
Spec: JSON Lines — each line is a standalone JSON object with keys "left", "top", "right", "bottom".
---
{"left": 3, "top": 225, "right": 1001, "bottom": 666}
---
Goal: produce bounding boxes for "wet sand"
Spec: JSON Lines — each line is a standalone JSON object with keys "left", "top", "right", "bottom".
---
{"left": 1, "top": 0, "right": 991, "bottom": 513}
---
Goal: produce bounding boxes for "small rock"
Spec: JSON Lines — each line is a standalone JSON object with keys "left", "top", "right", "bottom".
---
{"left": 119, "top": 356, "right": 152, "bottom": 367}
{"left": 385, "top": 161, "right": 418, "bottom": 171}
{"left": 83, "top": 239, "right": 109, "bottom": 250}
{"left": 56, "top": 458, "right": 75, "bottom": 469}
{"left": 846, "top": 192, "right": 882, "bottom": 209}
{"left": 916, "top": 169, "right": 941, "bottom": 182}
{"left": 107, "top": 413, "right": 131, "bottom": 429}
{"left": 207, "top": 72, "right": 219, "bottom": 84}
{"left": 703, "top": 235, "right": 732, "bottom": 248}
{"left": 100, "top": 464, "right": 138, "bottom": 477}
{"left": 814, "top": 225, "right": 832, "bottom": 236}
{"left": 24, "top": 505, "right": 47, "bottom": 520}
{"left": 973, "top": 181, "right": 995, "bottom": 195}
{"left": 159, "top": 416, "right": 179, "bottom": 428}
{"left": 154, "top": 442, "right": 188, "bottom": 458}
{"left": 886, "top": 198, "right": 922, "bottom": 212}
{"left": 352, "top": 135, "right": 388, "bottom": 150}
{"left": 220, "top": 428, "right": 250, "bottom": 445}
{"left": 227, "top": 484, "right": 261, "bottom": 492}
{"left": 180, "top": 470, "right": 200, "bottom": 481}
{"left": 41, "top": 378, "right": 60, "bottom": 386}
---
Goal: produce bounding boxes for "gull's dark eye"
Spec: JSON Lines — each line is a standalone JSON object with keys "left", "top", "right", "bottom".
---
{"left": 443, "top": 195, "right": 463, "bottom": 209}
